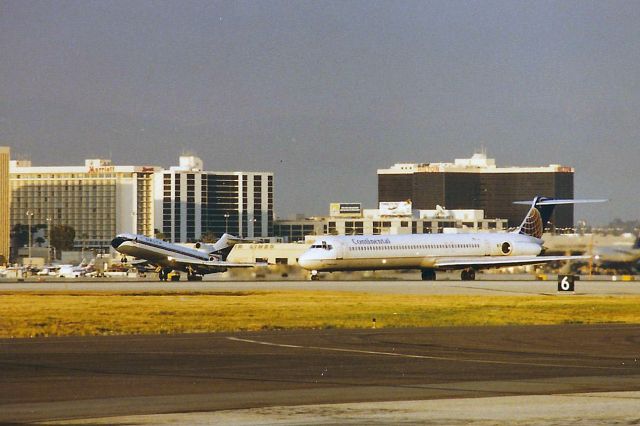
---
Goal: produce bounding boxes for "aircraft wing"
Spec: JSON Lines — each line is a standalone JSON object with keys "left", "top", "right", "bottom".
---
{"left": 167, "top": 256, "right": 265, "bottom": 269}
{"left": 433, "top": 255, "right": 590, "bottom": 270}
{"left": 119, "top": 258, "right": 153, "bottom": 272}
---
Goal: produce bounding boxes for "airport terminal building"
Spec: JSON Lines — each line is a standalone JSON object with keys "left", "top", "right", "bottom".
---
{"left": 154, "top": 156, "right": 273, "bottom": 243}
{"left": 274, "top": 202, "right": 508, "bottom": 242}
{"left": 378, "top": 152, "right": 574, "bottom": 229}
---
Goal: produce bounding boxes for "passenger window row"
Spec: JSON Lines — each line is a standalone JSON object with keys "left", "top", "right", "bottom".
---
{"left": 349, "top": 243, "right": 480, "bottom": 251}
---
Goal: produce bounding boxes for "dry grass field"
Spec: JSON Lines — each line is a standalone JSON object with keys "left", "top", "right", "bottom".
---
{"left": 1, "top": 291, "right": 639, "bottom": 338}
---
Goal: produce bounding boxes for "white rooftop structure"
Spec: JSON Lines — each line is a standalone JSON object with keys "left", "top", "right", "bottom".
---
{"left": 10, "top": 159, "right": 155, "bottom": 174}
{"left": 378, "top": 151, "right": 573, "bottom": 174}
{"left": 171, "top": 155, "right": 204, "bottom": 172}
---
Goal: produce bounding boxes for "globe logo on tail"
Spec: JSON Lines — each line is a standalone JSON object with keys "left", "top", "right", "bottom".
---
{"left": 519, "top": 207, "right": 543, "bottom": 239}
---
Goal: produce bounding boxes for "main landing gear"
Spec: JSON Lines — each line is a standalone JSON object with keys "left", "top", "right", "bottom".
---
{"left": 187, "top": 273, "right": 203, "bottom": 281}
{"left": 421, "top": 269, "right": 436, "bottom": 281}
{"left": 158, "top": 268, "right": 173, "bottom": 281}
{"left": 460, "top": 268, "right": 476, "bottom": 281}
{"left": 186, "top": 266, "right": 202, "bottom": 281}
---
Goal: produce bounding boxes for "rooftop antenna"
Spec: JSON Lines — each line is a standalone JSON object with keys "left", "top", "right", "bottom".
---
{"left": 472, "top": 145, "right": 487, "bottom": 159}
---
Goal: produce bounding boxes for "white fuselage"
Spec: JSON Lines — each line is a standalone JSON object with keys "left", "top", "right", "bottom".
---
{"left": 111, "top": 233, "right": 217, "bottom": 271}
{"left": 298, "top": 233, "right": 542, "bottom": 272}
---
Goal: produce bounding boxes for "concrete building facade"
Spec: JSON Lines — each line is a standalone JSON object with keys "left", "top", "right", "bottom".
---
{"left": 0, "top": 147, "right": 9, "bottom": 264}
{"left": 10, "top": 159, "right": 160, "bottom": 251}
{"left": 378, "top": 152, "right": 574, "bottom": 229}
{"left": 154, "top": 156, "right": 273, "bottom": 242}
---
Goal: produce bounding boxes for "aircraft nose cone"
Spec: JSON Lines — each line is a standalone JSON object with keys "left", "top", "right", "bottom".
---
{"left": 111, "top": 236, "right": 127, "bottom": 250}
{"left": 297, "top": 252, "right": 314, "bottom": 269}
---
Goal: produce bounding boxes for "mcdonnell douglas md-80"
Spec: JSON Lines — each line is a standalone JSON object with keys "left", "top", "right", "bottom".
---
{"left": 111, "top": 233, "right": 261, "bottom": 281}
{"left": 298, "top": 196, "right": 603, "bottom": 281}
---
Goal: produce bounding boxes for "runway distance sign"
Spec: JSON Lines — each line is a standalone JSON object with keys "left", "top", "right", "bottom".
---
{"left": 558, "top": 275, "right": 575, "bottom": 292}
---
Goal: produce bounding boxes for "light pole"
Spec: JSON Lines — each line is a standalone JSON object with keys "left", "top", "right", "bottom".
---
{"left": 46, "top": 217, "right": 52, "bottom": 263}
{"left": 80, "top": 234, "right": 88, "bottom": 263}
{"left": 25, "top": 210, "right": 34, "bottom": 264}
{"left": 224, "top": 212, "right": 230, "bottom": 234}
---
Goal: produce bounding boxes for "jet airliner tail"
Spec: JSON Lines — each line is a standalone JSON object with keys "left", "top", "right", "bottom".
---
{"left": 210, "top": 233, "right": 254, "bottom": 260}
{"left": 514, "top": 197, "right": 607, "bottom": 239}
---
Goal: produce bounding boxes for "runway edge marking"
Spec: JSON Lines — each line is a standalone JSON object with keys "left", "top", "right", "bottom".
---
{"left": 226, "top": 337, "right": 635, "bottom": 371}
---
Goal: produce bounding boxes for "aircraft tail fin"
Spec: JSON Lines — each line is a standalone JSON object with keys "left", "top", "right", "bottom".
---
{"left": 211, "top": 233, "right": 233, "bottom": 253}
{"left": 514, "top": 196, "right": 550, "bottom": 239}
{"left": 514, "top": 197, "right": 607, "bottom": 239}
{"left": 210, "top": 233, "right": 250, "bottom": 260}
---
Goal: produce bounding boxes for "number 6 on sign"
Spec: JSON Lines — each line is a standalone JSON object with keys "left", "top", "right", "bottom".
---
{"left": 558, "top": 275, "right": 575, "bottom": 292}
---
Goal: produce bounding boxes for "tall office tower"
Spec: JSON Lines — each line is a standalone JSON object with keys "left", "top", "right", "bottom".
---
{"left": 154, "top": 156, "right": 273, "bottom": 243}
{"left": 378, "top": 152, "right": 574, "bottom": 229}
{"left": 0, "top": 147, "right": 10, "bottom": 264}
{"left": 10, "top": 159, "right": 161, "bottom": 250}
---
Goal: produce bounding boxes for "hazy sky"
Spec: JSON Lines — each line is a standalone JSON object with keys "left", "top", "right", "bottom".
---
{"left": 2, "top": 0, "right": 639, "bottom": 224}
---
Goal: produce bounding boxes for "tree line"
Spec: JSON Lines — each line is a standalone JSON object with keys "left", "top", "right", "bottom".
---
{"left": 10, "top": 224, "right": 76, "bottom": 260}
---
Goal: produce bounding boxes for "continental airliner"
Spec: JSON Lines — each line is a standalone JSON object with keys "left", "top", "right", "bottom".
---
{"left": 111, "top": 233, "right": 260, "bottom": 281}
{"left": 298, "top": 196, "right": 602, "bottom": 280}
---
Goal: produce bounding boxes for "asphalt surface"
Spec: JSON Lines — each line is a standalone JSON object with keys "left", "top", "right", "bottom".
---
{"left": 2, "top": 277, "right": 640, "bottom": 295}
{"left": 2, "top": 324, "right": 640, "bottom": 424}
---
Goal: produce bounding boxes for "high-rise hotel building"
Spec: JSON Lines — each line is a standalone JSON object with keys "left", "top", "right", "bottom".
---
{"left": 154, "top": 156, "right": 273, "bottom": 243}
{"left": 378, "top": 152, "right": 574, "bottom": 229}
{"left": 0, "top": 147, "right": 10, "bottom": 264}
{"left": 10, "top": 159, "right": 161, "bottom": 250}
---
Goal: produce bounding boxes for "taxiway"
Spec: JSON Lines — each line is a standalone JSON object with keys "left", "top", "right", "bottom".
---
{"left": 2, "top": 324, "right": 640, "bottom": 424}
{"left": 2, "top": 277, "right": 640, "bottom": 295}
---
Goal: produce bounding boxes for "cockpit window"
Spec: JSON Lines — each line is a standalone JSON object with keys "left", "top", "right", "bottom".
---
{"left": 310, "top": 241, "right": 332, "bottom": 250}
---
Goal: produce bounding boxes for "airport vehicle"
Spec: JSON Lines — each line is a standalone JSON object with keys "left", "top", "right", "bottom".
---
{"left": 110, "top": 233, "right": 261, "bottom": 281}
{"left": 298, "top": 196, "right": 602, "bottom": 281}
{"left": 593, "top": 235, "right": 640, "bottom": 273}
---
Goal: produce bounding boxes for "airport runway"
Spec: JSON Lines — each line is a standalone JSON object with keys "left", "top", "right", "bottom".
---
{"left": 2, "top": 324, "right": 640, "bottom": 424}
{"left": 2, "top": 278, "right": 640, "bottom": 295}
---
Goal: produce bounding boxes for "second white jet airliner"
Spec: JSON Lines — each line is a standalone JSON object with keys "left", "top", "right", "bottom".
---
{"left": 298, "top": 196, "right": 601, "bottom": 280}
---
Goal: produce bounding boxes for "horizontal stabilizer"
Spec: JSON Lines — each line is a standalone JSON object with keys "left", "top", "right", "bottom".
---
{"left": 514, "top": 199, "right": 607, "bottom": 205}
